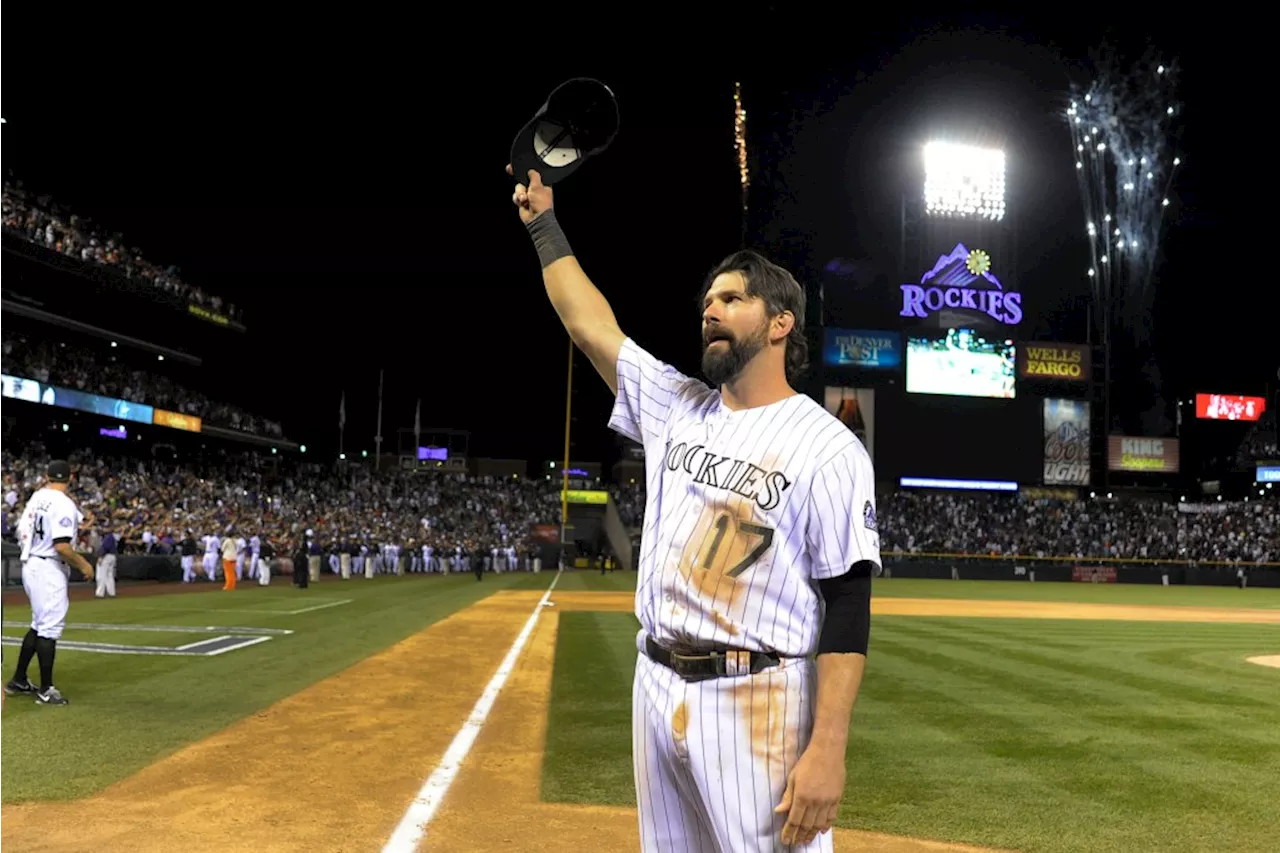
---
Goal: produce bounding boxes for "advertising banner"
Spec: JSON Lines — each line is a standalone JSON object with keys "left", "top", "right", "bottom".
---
{"left": 1195, "top": 393, "right": 1266, "bottom": 422}
{"left": 530, "top": 524, "right": 559, "bottom": 543}
{"left": 1019, "top": 343, "right": 1091, "bottom": 382}
{"left": 1020, "top": 486, "right": 1079, "bottom": 501}
{"left": 564, "top": 490, "right": 609, "bottom": 505}
{"left": 1256, "top": 465, "right": 1280, "bottom": 483}
{"left": 1108, "top": 436, "right": 1180, "bottom": 473}
{"left": 824, "top": 387, "right": 874, "bottom": 460}
{"left": 822, "top": 329, "right": 901, "bottom": 370}
{"left": 2, "top": 373, "right": 154, "bottom": 425}
{"left": 1043, "top": 399, "right": 1091, "bottom": 485}
{"left": 153, "top": 409, "right": 202, "bottom": 433}
{"left": 1072, "top": 566, "right": 1117, "bottom": 583}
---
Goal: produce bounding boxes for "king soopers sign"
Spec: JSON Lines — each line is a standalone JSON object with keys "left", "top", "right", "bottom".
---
{"left": 900, "top": 243, "right": 1023, "bottom": 325}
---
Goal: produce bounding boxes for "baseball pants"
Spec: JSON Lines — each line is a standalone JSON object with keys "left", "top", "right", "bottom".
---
{"left": 631, "top": 637, "right": 829, "bottom": 852}
{"left": 95, "top": 554, "right": 117, "bottom": 597}
{"left": 22, "top": 557, "right": 70, "bottom": 641}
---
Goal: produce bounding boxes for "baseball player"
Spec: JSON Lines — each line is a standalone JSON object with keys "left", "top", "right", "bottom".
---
{"left": 511, "top": 166, "right": 878, "bottom": 851}
{"left": 248, "top": 533, "right": 263, "bottom": 580}
{"left": 179, "top": 531, "right": 199, "bottom": 582}
{"left": 5, "top": 460, "right": 97, "bottom": 705}
{"left": 96, "top": 525, "right": 119, "bottom": 598}
{"left": 235, "top": 534, "right": 248, "bottom": 580}
{"left": 202, "top": 532, "right": 220, "bottom": 581}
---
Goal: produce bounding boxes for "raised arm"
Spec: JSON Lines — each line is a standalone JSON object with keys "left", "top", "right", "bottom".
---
{"left": 510, "top": 165, "right": 625, "bottom": 394}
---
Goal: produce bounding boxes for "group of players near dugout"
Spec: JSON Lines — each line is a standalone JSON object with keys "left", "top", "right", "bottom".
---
{"left": 173, "top": 532, "right": 548, "bottom": 585}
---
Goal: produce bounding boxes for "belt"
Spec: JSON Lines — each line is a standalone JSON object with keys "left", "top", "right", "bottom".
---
{"left": 645, "top": 635, "right": 781, "bottom": 682}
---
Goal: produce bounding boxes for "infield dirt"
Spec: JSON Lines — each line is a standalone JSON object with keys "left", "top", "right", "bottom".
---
{"left": 3, "top": 586, "right": 1274, "bottom": 852}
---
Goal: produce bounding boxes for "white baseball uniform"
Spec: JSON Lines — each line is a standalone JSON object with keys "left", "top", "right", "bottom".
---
{"left": 248, "top": 535, "right": 262, "bottom": 579}
{"left": 17, "top": 488, "right": 84, "bottom": 641}
{"left": 202, "top": 535, "right": 220, "bottom": 579}
{"left": 611, "top": 337, "right": 879, "bottom": 853}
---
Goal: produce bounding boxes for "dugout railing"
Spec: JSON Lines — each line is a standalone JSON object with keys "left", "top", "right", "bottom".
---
{"left": 880, "top": 550, "right": 1279, "bottom": 588}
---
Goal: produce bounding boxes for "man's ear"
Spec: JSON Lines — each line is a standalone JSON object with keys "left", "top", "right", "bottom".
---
{"left": 771, "top": 310, "right": 795, "bottom": 342}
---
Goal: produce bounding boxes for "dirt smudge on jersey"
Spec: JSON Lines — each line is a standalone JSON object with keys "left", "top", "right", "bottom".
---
{"left": 676, "top": 501, "right": 764, "bottom": 616}
{"left": 672, "top": 701, "right": 689, "bottom": 746}
{"left": 735, "top": 672, "right": 794, "bottom": 784}
{"left": 711, "top": 609, "right": 741, "bottom": 635}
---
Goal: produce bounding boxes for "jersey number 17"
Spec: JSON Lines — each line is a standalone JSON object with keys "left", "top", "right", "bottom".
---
{"left": 702, "top": 511, "right": 774, "bottom": 578}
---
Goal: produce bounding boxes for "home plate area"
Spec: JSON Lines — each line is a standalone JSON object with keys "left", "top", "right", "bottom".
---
{"left": 0, "top": 621, "right": 292, "bottom": 656}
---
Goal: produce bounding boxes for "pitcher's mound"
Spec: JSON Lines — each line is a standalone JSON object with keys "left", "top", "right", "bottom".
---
{"left": 1246, "top": 655, "right": 1280, "bottom": 669}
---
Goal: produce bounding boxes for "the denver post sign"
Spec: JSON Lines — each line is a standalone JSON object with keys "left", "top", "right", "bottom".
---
{"left": 900, "top": 242, "right": 1024, "bottom": 325}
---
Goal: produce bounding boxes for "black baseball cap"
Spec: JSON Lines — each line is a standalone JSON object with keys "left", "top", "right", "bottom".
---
{"left": 510, "top": 78, "right": 619, "bottom": 186}
{"left": 47, "top": 460, "right": 72, "bottom": 482}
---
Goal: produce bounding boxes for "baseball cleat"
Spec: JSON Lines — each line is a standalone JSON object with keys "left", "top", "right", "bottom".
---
{"left": 34, "top": 686, "right": 68, "bottom": 705}
{"left": 4, "top": 678, "right": 37, "bottom": 696}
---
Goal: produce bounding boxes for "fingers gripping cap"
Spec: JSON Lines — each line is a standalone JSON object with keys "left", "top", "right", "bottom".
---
{"left": 47, "top": 460, "right": 72, "bottom": 483}
{"left": 511, "top": 78, "right": 619, "bottom": 186}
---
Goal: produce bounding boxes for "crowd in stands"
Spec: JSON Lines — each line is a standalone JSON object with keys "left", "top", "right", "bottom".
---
{"left": 1235, "top": 409, "right": 1278, "bottom": 466}
{"left": 2, "top": 179, "right": 242, "bottom": 323}
{"left": 2, "top": 444, "right": 1274, "bottom": 572}
{"left": 2, "top": 334, "right": 284, "bottom": 439}
{"left": 610, "top": 481, "right": 645, "bottom": 528}
{"left": 878, "top": 490, "right": 1276, "bottom": 564}
{"left": 603, "top": 481, "right": 1276, "bottom": 564}
{"left": 2, "top": 445, "right": 563, "bottom": 566}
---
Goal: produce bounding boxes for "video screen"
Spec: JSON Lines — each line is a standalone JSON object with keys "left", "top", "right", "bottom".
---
{"left": 1195, "top": 393, "right": 1266, "bottom": 422}
{"left": 906, "top": 329, "right": 1016, "bottom": 399}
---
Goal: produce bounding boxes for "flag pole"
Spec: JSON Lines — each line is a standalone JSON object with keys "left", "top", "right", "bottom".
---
{"left": 339, "top": 391, "right": 346, "bottom": 460}
{"left": 375, "top": 369, "right": 384, "bottom": 472}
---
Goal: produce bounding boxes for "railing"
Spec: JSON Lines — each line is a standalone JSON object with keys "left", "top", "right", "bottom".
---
{"left": 880, "top": 550, "right": 1279, "bottom": 587}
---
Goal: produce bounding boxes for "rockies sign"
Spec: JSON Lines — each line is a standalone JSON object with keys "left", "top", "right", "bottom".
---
{"left": 900, "top": 243, "right": 1024, "bottom": 326}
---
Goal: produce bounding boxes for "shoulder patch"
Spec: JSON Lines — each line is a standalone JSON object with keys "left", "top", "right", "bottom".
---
{"left": 863, "top": 500, "right": 877, "bottom": 532}
{"left": 60, "top": 516, "right": 74, "bottom": 527}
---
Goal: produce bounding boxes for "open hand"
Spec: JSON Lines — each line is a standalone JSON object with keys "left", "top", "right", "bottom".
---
{"left": 506, "top": 164, "right": 553, "bottom": 224}
{"left": 774, "top": 747, "right": 846, "bottom": 846}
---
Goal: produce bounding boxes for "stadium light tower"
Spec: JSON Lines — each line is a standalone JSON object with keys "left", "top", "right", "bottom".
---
{"left": 923, "top": 141, "right": 1007, "bottom": 221}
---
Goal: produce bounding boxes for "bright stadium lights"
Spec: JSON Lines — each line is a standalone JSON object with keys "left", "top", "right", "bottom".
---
{"left": 923, "top": 141, "right": 1006, "bottom": 221}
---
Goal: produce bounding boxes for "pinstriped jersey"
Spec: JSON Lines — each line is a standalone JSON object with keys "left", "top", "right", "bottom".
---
{"left": 609, "top": 337, "right": 880, "bottom": 658}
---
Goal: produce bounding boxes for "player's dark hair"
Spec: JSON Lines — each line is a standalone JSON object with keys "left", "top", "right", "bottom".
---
{"left": 699, "top": 250, "right": 809, "bottom": 385}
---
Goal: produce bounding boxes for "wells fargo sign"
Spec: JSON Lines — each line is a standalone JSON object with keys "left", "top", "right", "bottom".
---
{"left": 1019, "top": 343, "right": 1091, "bottom": 381}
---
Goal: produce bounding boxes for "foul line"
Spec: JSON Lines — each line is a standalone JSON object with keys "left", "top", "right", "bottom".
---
{"left": 381, "top": 569, "right": 563, "bottom": 853}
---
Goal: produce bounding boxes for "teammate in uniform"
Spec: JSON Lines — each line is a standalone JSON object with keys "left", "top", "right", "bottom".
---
{"left": 511, "top": 166, "right": 878, "bottom": 851}
{"left": 5, "top": 460, "right": 97, "bottom": 705}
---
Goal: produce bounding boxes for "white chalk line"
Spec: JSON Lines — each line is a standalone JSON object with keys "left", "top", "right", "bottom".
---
{"left": 381, "top": 569, "right": 563, "bottom": 853}
{"left": 121, "top": 599, "right": 352, "bottom": 616}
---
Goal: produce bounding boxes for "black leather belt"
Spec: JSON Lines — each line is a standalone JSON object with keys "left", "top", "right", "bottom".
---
{"left": 645, "top": 635, "right": 781, "bottom": 682}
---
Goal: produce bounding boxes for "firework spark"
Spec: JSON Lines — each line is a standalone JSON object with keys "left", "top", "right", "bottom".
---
{"left": 1066, "top": 48, "right": 1182, "bottom": 341}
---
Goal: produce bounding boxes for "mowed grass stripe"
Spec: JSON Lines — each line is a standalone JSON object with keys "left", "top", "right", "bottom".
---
{"left": 885, "top": 617, "right": 1278, "bottom": 711}
{"left": 873, "top": 620, "right": 1280, "bottom": 782}
{"left": 541, "top": 610, "right": 638, "bottom": 806}
{"left": 0, "top": 573, "right": 549, "bottom": 802}
{"left": 870, "top": 578, "right": 1280, "bottom": 607}
{"left": 855, "top": 620, "right": 1279, "bottom": 853}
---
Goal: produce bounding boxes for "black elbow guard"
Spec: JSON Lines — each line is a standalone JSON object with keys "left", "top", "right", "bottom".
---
{"left": 816, "top": 561, "right": 874, "bottom": 655}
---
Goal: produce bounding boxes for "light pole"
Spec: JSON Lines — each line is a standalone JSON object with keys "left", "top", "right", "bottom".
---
{"left": 560, "top": 338, "right": 574, "bottom": 550}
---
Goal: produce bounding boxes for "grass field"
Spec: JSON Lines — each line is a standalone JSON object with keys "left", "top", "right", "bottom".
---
{"left": 1, "top": 573, "right": 547, "bottom": 801}
{"left": 542, "top": 576, "right": 1280, "bottom": 853}
{"left": 3, "top": 570, "right": 1279, "bottom": 853}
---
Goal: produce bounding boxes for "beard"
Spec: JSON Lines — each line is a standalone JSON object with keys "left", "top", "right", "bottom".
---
{"left": 701, "top": 322, "right": 768, "bottom": 387}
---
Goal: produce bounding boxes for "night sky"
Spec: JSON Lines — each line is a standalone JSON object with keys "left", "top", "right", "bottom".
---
{"left": 3, "top": 13, "right": 1269, "bottom": 472}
